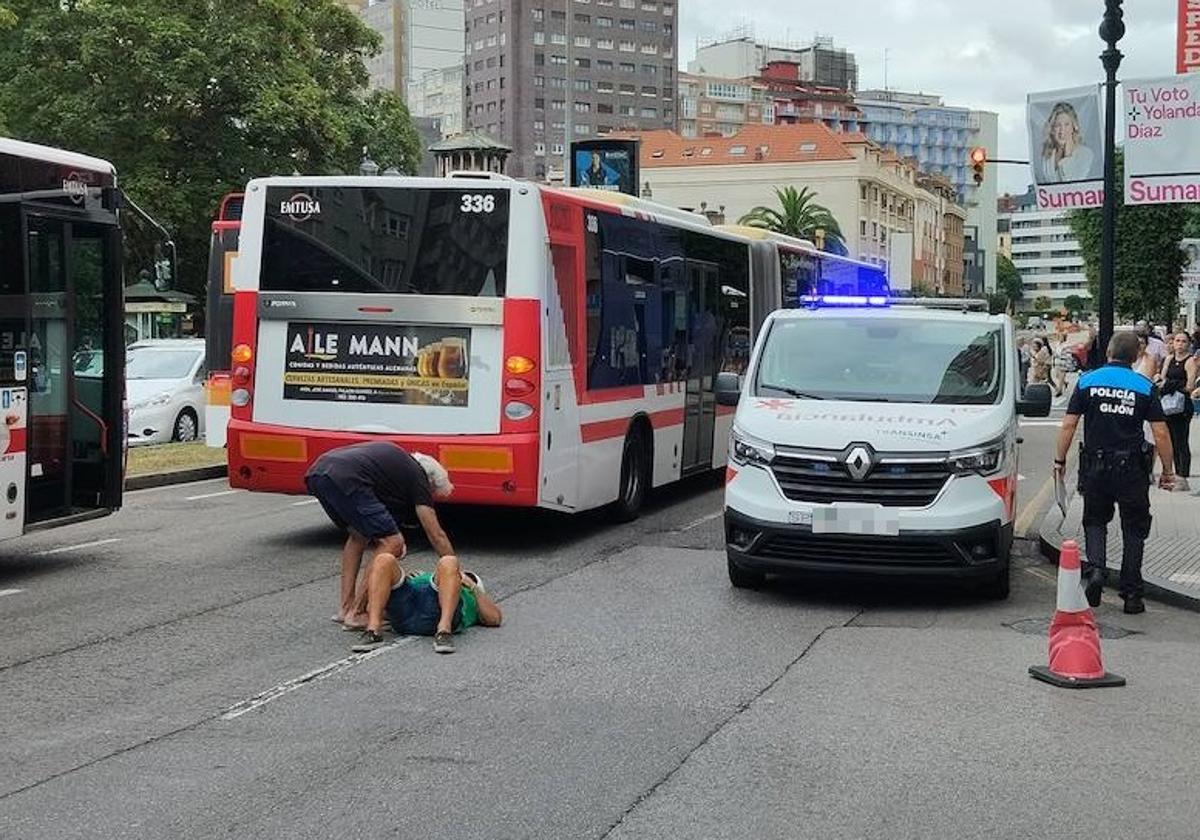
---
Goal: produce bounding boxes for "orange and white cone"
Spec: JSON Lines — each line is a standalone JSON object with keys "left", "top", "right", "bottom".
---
{"left": 1029, "top": 539, "right": 1126, "bottom": 689}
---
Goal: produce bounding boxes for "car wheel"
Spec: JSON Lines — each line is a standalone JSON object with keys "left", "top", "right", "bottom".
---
{"left": 727, "top": 555, "right": 766, "bottom": 589}
{"left": 172, "top": 408, "right": 199, "bottom": 443}
{"left": 610, "top": 423, "right": 650, "bottom": 522}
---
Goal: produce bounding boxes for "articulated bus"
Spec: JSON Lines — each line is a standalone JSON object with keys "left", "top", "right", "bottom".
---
{"left": 223, "top": 174, "right": 887, "bottom": 518}
{"left": 0, "top": 138, "right": 126, "bottom": 541}
{"left": 203, "top": 192, "right": 242, "bottom": 447}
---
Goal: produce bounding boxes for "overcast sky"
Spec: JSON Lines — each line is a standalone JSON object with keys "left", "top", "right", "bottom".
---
{"left": 678, "top": 0, "right": 1180, "bottom": 195}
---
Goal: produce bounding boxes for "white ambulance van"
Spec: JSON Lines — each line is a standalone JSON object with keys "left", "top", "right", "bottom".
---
{"left": 718, "top": 298, "right": 1052, "bottom": 599}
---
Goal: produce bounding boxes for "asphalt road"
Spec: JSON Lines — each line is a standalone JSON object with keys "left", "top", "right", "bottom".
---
{"left": 4, "top": 426, "right": 1199, "bottom": 839}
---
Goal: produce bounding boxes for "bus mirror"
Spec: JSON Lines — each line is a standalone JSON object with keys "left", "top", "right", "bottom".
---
{"left": 1018, "top": 382, "right": 1052, "bottom": 418}
{"left": 715, "top": 372, "right": 742, "bottom": 407}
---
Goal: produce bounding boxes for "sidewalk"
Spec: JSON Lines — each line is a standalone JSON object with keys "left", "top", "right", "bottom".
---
{"left": 1040, "top": 420, "right": 1200, "bottom": 610}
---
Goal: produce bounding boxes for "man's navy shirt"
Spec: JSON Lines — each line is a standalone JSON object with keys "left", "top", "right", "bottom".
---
{"left": 1067, "top": 362, "right": 1165, "bottom": 451}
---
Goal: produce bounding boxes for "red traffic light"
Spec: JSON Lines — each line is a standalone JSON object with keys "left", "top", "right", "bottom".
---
{"left": 970, "top": 147, "right": 987, "bottom": 185}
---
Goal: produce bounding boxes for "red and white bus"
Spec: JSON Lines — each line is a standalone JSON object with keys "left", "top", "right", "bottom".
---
{"left": 1, "top": 138, "right": 127, "bottom": 542}
{"left": 224, "top": 175, "right": 789, "bottom": 517}
{"left": 203, "top": 192, "right": 242, "bottom": 448}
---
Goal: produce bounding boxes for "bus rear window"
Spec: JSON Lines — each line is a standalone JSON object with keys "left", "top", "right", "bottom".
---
{"left": 260, "top": 186, "right": 509, "bottom": 296}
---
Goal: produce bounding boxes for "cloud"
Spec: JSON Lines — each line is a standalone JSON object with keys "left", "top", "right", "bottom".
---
{"left": 679, "top": 0, "right": 1184, "bottom": 194}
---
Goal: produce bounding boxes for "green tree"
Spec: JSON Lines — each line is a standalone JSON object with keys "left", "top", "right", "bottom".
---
{"left": 996, "top": 254, "right": 1023, "bottom": 310}
{"left": 1068, "top": 149, "right": 1190, "bottom": 326}
{"left": 1063, "top": 294, "right": 1086, "bottom": 315}
{"left": 0, "top": 0, "right": 421, "bottom": 299}
{"left": 1032, "top": 295, "right": 1053, "bottom": 312}
{"left": 739, "top": 185, "right": 845, "bottom": 250}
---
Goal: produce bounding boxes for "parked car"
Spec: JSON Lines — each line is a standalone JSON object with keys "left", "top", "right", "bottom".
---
{"left": 126, "top": 339, "right": 207, "bottom": 445}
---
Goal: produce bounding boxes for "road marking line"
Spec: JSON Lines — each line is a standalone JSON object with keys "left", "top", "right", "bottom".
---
{"left": 1019, "top": 420, "right": 1063, "bottom": 427}
{"left": 1169, "top": 572, "right": 1200, "bottom": 585}
{"left": 677, "top": 510, "right": 723, "bottom": 532}
{"left": 0, "top": 588, "right": 25, "bottom": 597}
{"left": 291, "top": 498, "right": 320, "bottom": 507}
{"left": 35, "top": 538, "right": 121, "bottom": 556}
{"left": 185, "top": 489, "right": 240, "bottom": 501}
{"left": 220, "top": 637, "right": 418, "bottom": 721}
{"left": 1018, "top": 473, "right": 1027, "bottom": 481}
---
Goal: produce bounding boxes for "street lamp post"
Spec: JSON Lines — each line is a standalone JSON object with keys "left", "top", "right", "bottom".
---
{"left": 1098, "top": 0, "right": 1124, "bottom": 353}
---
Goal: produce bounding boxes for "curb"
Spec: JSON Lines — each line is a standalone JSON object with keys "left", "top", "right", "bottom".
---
{"left": 126, "top": 464, "right": 228, "bottom": 492}
{"left": 1038, "top": 507, "right": 1200, "bottom": 613}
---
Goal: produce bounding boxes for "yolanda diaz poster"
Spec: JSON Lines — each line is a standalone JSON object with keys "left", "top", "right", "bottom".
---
{"left": 282, "top": 322, "right": 470, "bottom": 406}
{"left": 1124, "top": 73, "right": 1200, "bottom": 205}
{"left": 1027, "top": 86, "right": 1105, "bottom": 210}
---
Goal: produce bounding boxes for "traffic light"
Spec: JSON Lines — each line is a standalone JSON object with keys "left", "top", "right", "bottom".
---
{"left": 970, "top": 147, "right": 987, "bottom": 185}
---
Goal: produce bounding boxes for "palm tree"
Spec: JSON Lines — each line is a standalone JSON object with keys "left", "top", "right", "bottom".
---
{"left": 738, "top": 186, "right": 845, "bottom": 250}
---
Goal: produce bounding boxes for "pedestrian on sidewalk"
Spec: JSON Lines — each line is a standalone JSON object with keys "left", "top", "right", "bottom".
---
{"left": 1161, "top": 333, "right": 1198, "bottom": 490}
{"left": 1029, "top": 338, "right": 1053, "bottom": 391}
{"left": 305, "top": 442, "right": 456, "bottom": 628}
{"left": 1054, "top": 331, "right": 1176, "bottom": 615}
{"left": 351, "top": 553, "right": 502, "bottom": 654}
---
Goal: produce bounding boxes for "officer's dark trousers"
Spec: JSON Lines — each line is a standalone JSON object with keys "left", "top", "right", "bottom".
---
{"left": 1080, "top": 457, "right": 1152, "bottom": 598}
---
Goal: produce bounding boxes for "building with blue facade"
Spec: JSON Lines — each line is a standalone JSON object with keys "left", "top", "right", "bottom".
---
{"left": 855, "top": 89, "right": 998, "bottom": 294}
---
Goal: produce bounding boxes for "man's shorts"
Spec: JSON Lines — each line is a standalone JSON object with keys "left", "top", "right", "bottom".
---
{"left": 386, "top": 575, "right": 463, "bottom": 637}
{"left": 305, "top": 473, "right": 398, "bottom": 541}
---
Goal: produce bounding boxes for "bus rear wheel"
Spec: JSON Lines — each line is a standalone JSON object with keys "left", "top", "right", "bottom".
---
{"left": 611, "top": 424, "right": 650, "bottom": 522}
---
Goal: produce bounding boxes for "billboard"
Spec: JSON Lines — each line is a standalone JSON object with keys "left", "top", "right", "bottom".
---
{"left": 1182, "top": 238, "right": 1200, "bottom": 304}
{"left": 571, "top": 139, "right": 639, "bottom": 196}
{"left": 1124, "top": 73, "right": 1200, "bottom": 205}
{"left": 282, "top": 322, "right": 470, "bottom": 406}
{"left": 1179, "top": 0, "right": 1200, "bottom": 73}
{"left": 1027, "top": 86, "right": 1105, "bottom": 210}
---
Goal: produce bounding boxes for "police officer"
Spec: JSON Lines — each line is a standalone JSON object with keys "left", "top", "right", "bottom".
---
{"left": 1054, "top": 330, "right": 1176, "bottom": 614}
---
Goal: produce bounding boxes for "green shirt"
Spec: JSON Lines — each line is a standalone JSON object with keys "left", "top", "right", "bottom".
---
{"left": 410, "top": 572, "right": 479, "bottom": 629}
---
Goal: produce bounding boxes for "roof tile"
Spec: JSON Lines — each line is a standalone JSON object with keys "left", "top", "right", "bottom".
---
{"left": 624, "top": 123, "right": 858, "bottom": 168}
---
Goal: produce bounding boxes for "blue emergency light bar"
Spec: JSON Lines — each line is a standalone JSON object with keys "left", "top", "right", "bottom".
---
{"left": 798, "top": 294, "right": 891, "bottom": 307}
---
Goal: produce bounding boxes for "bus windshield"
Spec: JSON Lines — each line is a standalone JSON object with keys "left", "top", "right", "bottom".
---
{"left": 260, "top": 185, "right": 509, "bottom": 297}
{"left": 755, "top": 318, "right": 1004, "bottom": 405}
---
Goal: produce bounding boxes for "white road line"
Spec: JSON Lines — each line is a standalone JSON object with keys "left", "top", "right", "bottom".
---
{"left": 0, "top": 588, "right": 25, "bottom": 597}
{"left": 1018, "top": 473, "right": 1027, "bottom": 481}
{"left": 291, "top": 498, "right": 320, "bottom": 507}
{"left": 220, "top": 637, "right": 418, "bottom": 721}
{"left": 185, "top": 489, "right": 240, "bottom": 501}
{"left": 35, "top": 537, "right": 122, "bottom": 556}
{"left": 1019, "top": 420, "right": 1063, "bottom": 427}
{"left": 1169, "top": 572, "right": 1200, "bottom": 585}
{"left": 677, "top": 510, "right": 723, "bottom": 532}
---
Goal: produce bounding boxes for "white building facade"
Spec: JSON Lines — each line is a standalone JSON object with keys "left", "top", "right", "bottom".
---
{"left": 1006, "top": 207, "right": 1088, "bottom": 309}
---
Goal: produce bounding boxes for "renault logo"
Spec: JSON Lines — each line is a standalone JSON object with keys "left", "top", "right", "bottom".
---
{"left": 844, "top": 445, "right": 874, "bottom": 481}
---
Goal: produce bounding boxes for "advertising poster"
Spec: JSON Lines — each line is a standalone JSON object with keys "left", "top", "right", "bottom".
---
{"left": 571, "top": 140, "right": 639, "bottom": 196}
{"left": 1027, "top": 86, "right": 1105, "bottom": 210}
{"left": 283, "top": 322, "right": 470, "bottom": 406}
{"left": 1124, "top": 73, "right": 1200, "bottom": 205}
{"left": 1179, "top": 0, "right": 1200, "bottom": 73}
{"left": 1181, "top": 238, "right": 1200, "bottom": 303}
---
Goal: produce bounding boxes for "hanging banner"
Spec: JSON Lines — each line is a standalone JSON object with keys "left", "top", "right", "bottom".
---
{"left": 1179, "top": 0, "right": 1200, "bottom": 73}
{"left": 1027, "top": 86, "right": 1105, "bottom": 210}
{"left": 1124, "top": 73, "right": 1200, "bottom": 205}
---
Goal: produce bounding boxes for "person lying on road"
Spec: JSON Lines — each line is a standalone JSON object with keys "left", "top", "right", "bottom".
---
{"left": 305, "top": 442, "right": 455, "bottom": 628}
{"left": 351, "top": 553, "right": 502, "bottom": 654}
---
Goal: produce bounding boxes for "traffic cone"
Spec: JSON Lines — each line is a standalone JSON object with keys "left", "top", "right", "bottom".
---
{"left": 1029, "top": 539, "right": 1126, "bottom": 689}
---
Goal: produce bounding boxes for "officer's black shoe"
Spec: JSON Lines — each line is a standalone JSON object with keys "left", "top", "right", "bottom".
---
{"left": 1084, "top": 569, "right": 1105, "bottom": 608}
{"left": 1122, "top": 594, "right": 1146, "bottom": 615}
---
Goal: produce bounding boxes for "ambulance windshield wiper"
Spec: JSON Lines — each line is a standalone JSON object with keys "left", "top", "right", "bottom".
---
{"left": 759, "top": 383, "right": 824, "bottom": 400}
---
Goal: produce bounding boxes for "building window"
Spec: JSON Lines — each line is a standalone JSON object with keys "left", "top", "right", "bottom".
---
{"left": 575, "top": 12, "right": 591, "bottom": 22}
{"left": 642, "top": 64, "right": 657, "bottom": 75}
{"left": 597, "top": 15, "right": 612, "bottom": 26}
{"left": 551, "top": 9, "right": 566, "bottom": 18}
{"left": 532, "top": 8, "right": 544, "bottom": 20}
{"left": 550, "top": 53, "right": 567, "bottom": 65}
{"left": 640, "top": 43, "right": 658, "bottom": 54}
{"left": 641, "top": 85, "right": 656, "bottom": 97}
{"left": 535, "top": 97, "right": 545, "bottom": 109}
{"left": 574, "top": 78, "right": 591, "bottom": 91}
{"left": 486, "top": 35, "right": 497, "bottom": 46}
{"left": 640, "top": 107, "right": 657, "bottom": 118}
{"left": 597, "top": 102, "right": 614, "bottom": 113}
{"left": 534, "top": 142, "right": 546, "bottom": 156}
{"left": 575, "top": 101, "right": 591, "bottom": 112}
{"left": 662, "top": 2, "right": 674, "bottom": 12}
{"left": 550, "top": 32, "right": 566, "bottom": 45}
{"left": 597, "top": 80, "right": 614, "bottom": 93}
{"left": 860, "top": 219, "right": 867, "bottom": 236}
{"left": 575, "top": 124, "right": 590, "bottom": 135}
{"left": 619, "top": 62, "right": 635, "bottom": 73}
{"left": 486, "top": 12, "right": 496, "bottom": 23}
{"left": 486, "top": 56, "right": 496, "bottom": 68}
{"left": 619, "top": 40, "right": 635, "bottom": 51}
{"left": 729, "top": 145, "right": 746, "bottom": 156}
{"left": 619, "top": 104, "right": 635, "bottom": 116}
{"left": 619, "top": 83, "right": 635, "bottom": 95}
{"left": 551, "top": 99, "right": 565, "bottom": 110}
{"left": 552, "top": 143, "right": 564, "bottom": 155}
{"left": 574, "top": 35, "right": 591, "bottom": 47}
{"left": 549, "top": 76, "right": 565, "bottom": 88}
{"left": 641, "top": 0, "right": 658, "bottom": 8}
{"left": 597, "top": 38, "right": 614, "bottom": 49}
{"left": 533, "top": 30, "right": 545, "bottom": 44}
{"left": 598, "top": 59, "right": 613, "bottom": 70}
{"left": 576, "top": 57, "right": 591, "bottom": 68}
{"left": 639, "top": 20, "right": 657, "bottom": 32}
{"left": 534, "top": 52, "right": 545, "bottom": 66}
{"left": 534, "top": 119, "right": 545, "bottom": 130}
{"left": 619, "top": 18, "right": 635, "bottom": 28}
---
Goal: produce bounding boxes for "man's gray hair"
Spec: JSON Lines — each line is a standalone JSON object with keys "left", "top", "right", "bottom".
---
{"left": 412, "top": 452, "right": 454, "bottom": 495}
{"left": 1108, "top": 330, "right": 1140, "bottom": 365}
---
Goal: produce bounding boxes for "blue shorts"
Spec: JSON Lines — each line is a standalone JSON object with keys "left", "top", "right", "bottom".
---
{"left": 305, "top": 473, "right": 398, "bottom": 541}
{"left": 386, "top": 576, "right": 463, "bottom": 636}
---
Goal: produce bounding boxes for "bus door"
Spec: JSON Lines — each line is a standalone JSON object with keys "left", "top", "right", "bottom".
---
{"left": 0, "top": 206, "right": 28, "bottom": 539}
{"left": 681, "top": 259, "right": 718, "bottom": 475}
{"left": 21, "top": 212, "right": 122, "bottom": 524}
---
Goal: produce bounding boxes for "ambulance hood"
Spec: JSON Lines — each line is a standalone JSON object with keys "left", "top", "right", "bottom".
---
{"left": 735, "top": 397, "right": 1012, "bottom": 453}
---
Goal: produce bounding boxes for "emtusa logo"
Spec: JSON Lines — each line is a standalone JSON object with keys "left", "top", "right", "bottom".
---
{"left": 280, "top": 193, "right": 321, "bottom": 222}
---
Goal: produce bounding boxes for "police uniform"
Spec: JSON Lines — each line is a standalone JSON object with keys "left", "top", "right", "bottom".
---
{"left": 1066, "top": 362, "right": 1165, "bottom": 598}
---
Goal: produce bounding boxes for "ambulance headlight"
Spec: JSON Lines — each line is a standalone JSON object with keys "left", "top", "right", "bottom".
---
{"left": 730, "top": 427, "right": 775, "bottom": 466}
{"left": 948, "top": 438, "right": 1007, "bottom": 477}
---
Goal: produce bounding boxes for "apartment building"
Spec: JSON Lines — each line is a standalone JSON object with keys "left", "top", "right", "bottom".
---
{"left": 1005, "top": 204, "right": 1089, "bottom": 309}
{"left": 410, "top": 65, "right": 466, "bottom": 138}
{"left": 854, "top": 89, "right": 998, "bottom": 293}
{"left": 631, "top": 123, "right": 965, "bottom": 282}
{"left": 345, "top": 0, "right": 466, "bottom": 107}
{"left": 464, "top": 0, "right": 679, "bottom": 180}
{"left": 688, "top": 34, "right": 858, "bottom": 91}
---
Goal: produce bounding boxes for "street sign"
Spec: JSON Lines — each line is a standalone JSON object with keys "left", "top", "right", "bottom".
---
{"left": 1124, "top": 74, "right": 1200, "bottom": 205}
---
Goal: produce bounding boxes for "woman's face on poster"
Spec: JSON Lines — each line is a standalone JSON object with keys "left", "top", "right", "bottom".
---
{"left": 1051, "top": 112, "right": 1075, "bottom": 147}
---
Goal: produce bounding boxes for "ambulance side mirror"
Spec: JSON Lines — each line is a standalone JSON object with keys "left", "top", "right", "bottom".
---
{"left": 715, "top": 372, "right": 742, "bottom": 407}
{"left": 1019, "top": 382, "right": 1052, "bottom": 417}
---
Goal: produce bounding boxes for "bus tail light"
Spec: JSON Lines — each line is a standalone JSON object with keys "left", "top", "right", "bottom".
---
{"left": 231, "top": 389, "right": 251, "bottom": 407}
{"left": 231, "top": 366, "right": 252, "bottom": 387}
{"left": 505, "top": 355, "right": 536, "bottom": 375}
{"left": 504, "top": 378, "right": 535, "bottom": 397}
{"left": 504, "top": 402, "right": 534, "bottom": 421}
{"left": 232, "top": 343, "right": 254, "bottom": 364}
